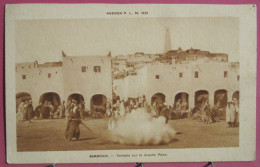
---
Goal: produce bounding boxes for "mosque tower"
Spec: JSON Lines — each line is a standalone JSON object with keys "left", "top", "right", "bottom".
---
{"left": 164, "top": 27, "right": 172, "bottom": 54}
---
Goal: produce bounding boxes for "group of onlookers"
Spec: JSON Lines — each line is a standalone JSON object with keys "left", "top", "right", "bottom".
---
{"left": 17, "top": 96, "right": 239, "bottom": 128}
{"left": 17, "top": 100, "right": 34, "bottom": 122}
{"left": 17, "top": 100, "right": 66, "bottom": 121}
{"left": 66, "top": 100, "right": 86, "bottom": 120}
{"left": 190, "top": 97, "right": 239, "bottom": 127}
{"left": 225, "top": 98, "right": 239, "bottom": 127}
{"left": 38, "top": 100, "right": 66, "bottom": 119}
{"left": 191, "top": 99, "right": 215, "bottom": 124}
{"left": 104, "top": 95, "right": 190, "bottom": 124}
{"left": 105, "top": 95, "right": 148, "bottom": 118}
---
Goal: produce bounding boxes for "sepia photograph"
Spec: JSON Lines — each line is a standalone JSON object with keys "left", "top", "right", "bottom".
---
{"left": 5, "top": 4, "right": 256, "bottom": 163}
{"left": 15, "top": 17, "right": 240, "bottom": 151}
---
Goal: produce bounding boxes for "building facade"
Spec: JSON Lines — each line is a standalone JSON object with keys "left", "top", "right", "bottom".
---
{"left": 16, "top": 48, "right": 239, "bottom": 112}
{"left": 114, "top": 59, "right": 239, "bottom": 109}
{"left": 16, "top": 54, "right": 112, "bottom": 110}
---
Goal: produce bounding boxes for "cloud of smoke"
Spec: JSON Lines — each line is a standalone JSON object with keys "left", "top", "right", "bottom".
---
{"left": 108, "top": 108, "right": 176, "bottom": 145}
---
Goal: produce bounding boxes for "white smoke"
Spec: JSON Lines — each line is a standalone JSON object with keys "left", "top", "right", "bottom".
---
{"left": 108, "top": 108, "right": 176, "bottom": 145}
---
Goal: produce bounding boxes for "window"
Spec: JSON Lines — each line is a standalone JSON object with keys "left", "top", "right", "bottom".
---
{"left": 224, "top": 71, "right": 228, "bottom": 78}
{"left": 237, "top": 75, "right": 240, "bottom": 81}
{"left": 156, "top": 75, "right": 160, "bottom": 79}
{"left": 22, "top": 75, "right": 26, "bottom": 79}
{"left": 94, "top": 66, "right": 101, "bottom": 73}
{"left": 179, "top": 72, "right": 183, "bottom": 78}
{"left": 194, "top": 71, "right": 199, "bottom": 78}
{"left": 48, "top": 73, "right": 51, "bottom": 78}
{"left": 82, "top": 66, "right": 87, "bottom": 72}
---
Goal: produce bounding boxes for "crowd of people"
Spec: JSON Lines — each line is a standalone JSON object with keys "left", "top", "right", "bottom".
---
{"left": 190, "top": 97, "right": 239, "bottom": 127}
{"left": 17, "top": 95, "right": 239, "bottom": 129}
{"left": 17, "top": 100, "right": 34, "bottom": 122}
{"left": 16, "top": 95, "right": 196, "bottom": 123}
{"left": 105, "top": 95, "right": 148, "bottom": 118}
{"left": 17, "top": 100, "right": 66, "bottom": 122}
{"left": 105, "top": 95, "right": 190, "bottom": 126}
{"left": 66, "top": 100, "right": 87, "bottom": 120}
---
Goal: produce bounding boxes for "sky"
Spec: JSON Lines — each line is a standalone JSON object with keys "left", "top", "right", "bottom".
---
{"left": 15, "top": 17, "right": 239, "bottom": 63}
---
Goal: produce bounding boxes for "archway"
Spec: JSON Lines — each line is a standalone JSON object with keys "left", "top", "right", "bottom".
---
{"left": 39, "top": 92, "right": 61, "bottom": 119}
{"left": 232, "top": 91, "right": 239, "bottom": 105}
{"left": 90, "top": 94, "right": 107, "bottom": 108}
{"left": 195, "top": 90, "right": 209, "bottom": 106}
{"left": 214, "top": 89, "right": 228, "bottom": 108}
{"left": 174, "top": 92, "right": 189, "bottom": 110}
{"left": 16, "top": 92, "right": 31, "bottom": 113}
{"left": 67, "top": 93, "right": 84, "bottom": 103}
{"left": 151, "top": 93, "right": 165, "bottom": 106}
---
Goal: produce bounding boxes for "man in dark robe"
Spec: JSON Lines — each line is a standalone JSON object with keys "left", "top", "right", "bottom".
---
{"left": 65, "top": 103, "right": 81, "bottom": 141}
{"left": 34, "top": 103, "right": 42, "bottom": 119}
{"left": 41, "top": 101, "right": 48, "bottom": 119}
{"left": 158, "top": 103, "right": 164, "bottom": 116}
{"left": 27, "top": 100, "right": 34, "bottom": 123}
{"left": 160, "top": 104, "right": 169, "bottom": 124}
{"left": 61, "top": 101, "right": 66, "bottom": 118}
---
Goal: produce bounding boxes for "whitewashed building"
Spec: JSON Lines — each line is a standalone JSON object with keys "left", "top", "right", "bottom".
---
{"left": 114, "top": 56, "right": 239, "bottom": 109}
{"left": 16, "top": 53, "right": 112, "bottom": 110}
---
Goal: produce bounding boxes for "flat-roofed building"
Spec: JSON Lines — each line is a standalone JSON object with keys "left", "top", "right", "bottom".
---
{"left": 114, "top": 59, "right": 239, "bottom": 109}
{"left": 15, "top": 53, "right": 112, "bottom": 111}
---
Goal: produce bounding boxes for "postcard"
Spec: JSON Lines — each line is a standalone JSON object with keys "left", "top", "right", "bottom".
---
{"left": 5, "top": 4, "right": 256, "bottom": 163}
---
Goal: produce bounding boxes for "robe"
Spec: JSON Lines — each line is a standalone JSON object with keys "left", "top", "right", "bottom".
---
{"left": 226, "top": 104, "right": 236, "bottom": 123}
{"left": 18, "top": 103, "right": 24, "bottom": 121}
{"left": 27, "top": 104, "right": 34, "bottom": 121}
{"left": 23, "top": 104, "right": 28, "bottom": 121}
{"left": 34, "top": 105, "right": 41, "bottom": 118}
{"left": 160, "top": 107, "right": 169, "bottom": 124}
{"left": 235, "top": 105, "right": 239, "bottom": 123}
{"left": 119, "top": 102, "right": 125, "bottom": 116}
{"left": 176, "top": 101, "right": 181, "bottom": 112}
{"left": 65, "top": 107, "right": 81, "bottom": 141}
{"left": 151, "top": 107, "right": 157, "bottom": 117}
{"left": 61, "top": 103, "right": 66, "bottom": 117}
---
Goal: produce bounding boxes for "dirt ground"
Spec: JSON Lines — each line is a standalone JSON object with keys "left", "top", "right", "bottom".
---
{"left": 17, "top": 118, "right": 239, "bottom": 151}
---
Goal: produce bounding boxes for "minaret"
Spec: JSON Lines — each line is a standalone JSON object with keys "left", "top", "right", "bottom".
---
{"left": 164, "top": 27, "right": 171, "bottom": 54}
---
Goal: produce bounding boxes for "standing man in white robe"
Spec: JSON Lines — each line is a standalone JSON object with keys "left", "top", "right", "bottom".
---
{"left": 18, "top": 102, "right": 24, "bottom": 121}
{"left": 119, "top": 101, "right": 125, "bottom": 116}
{"left": 233, "top": 98, "right": 239, "bottom": 127}
{"left": 226, "top": 102, "right": 236, "bottom": 127}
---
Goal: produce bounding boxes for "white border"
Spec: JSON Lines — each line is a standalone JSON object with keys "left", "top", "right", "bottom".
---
{"left": 5, "top": 4, "right": 257, "bottom": 163}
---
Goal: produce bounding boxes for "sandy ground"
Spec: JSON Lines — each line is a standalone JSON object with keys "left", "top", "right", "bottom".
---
{"left": 17, "top": 118, "right": 239, "bottom": 151}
